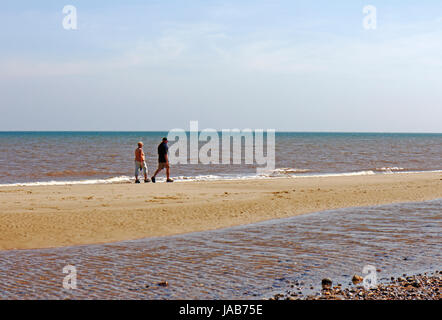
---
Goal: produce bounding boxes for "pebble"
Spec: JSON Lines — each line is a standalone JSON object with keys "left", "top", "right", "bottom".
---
{"left": 352, "top": 274, "right": 363, "bottom": 284}
{"left": 157, "top": 281, "right": 169, "bottom": 287}
{"left": 273, "top": 271, "right": 442, "bottom": 300}
{"left": 321, "top": 278, "right": 332, "bottom": 290}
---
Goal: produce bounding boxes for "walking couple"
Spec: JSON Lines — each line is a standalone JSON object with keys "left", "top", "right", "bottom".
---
{"left": 134, "top": 137, "right": 173, "bottom": 183}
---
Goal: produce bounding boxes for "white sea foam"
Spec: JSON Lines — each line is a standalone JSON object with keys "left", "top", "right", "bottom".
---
{"left": 0, "top": 176, "right": 132, "bottom": 187}
{"left": 294, "top": 170, "right": 376, "bottom": 178}
{"left": 269, "top": 168, "right": 312, "bottom": 175}
{"left": 375, "top": 167, "right": 405, "bottom": 172}
{"left": 0, "top": 169, "right": 440, "bottom": 187}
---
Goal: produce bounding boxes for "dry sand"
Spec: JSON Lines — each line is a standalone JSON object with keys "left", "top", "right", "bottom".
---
{"left": 0, "top": 172, "right": 441, "bottom": 250}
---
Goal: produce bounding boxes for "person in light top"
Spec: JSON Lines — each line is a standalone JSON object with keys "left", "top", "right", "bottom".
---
{"left": 134, "top": 141, "right": 150, "bottom": 183}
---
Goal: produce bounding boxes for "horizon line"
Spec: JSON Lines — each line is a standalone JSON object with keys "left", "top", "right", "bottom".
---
{"left": 0, "top": 130, "right": 441, "bottom": 134}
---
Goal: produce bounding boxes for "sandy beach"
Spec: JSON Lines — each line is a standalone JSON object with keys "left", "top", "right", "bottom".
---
{"left": 0, "top": 171, "right": 441, "bottom": 250}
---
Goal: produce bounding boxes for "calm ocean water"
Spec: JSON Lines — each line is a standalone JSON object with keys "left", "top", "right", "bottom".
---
{"left": 0, "top": 132, "right": 441, "bottom": 185}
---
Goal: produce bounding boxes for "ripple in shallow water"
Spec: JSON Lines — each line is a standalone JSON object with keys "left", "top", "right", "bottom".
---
{"left": 0, "top": 199, "right": 441, "bottom": 299}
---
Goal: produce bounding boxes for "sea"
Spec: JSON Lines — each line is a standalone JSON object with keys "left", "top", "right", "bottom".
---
{"left": 0, "top": 131, "right": 440, "bottom": 299}
{"left": 0, "top": 132, "right": 441, "bottom": 185}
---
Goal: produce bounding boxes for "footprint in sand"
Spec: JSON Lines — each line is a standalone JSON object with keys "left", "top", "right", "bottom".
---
{"left": 153, "top": 196, "right": 181, "bottom": 200}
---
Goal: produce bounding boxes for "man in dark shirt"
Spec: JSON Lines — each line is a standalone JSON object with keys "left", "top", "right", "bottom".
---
{"left": 151, "top": 137, "right": 173, "bottom": 183}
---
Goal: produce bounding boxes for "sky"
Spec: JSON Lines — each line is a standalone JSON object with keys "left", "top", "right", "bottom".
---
{"left": 0, "top": 0, "right": 441, "bottom": 132}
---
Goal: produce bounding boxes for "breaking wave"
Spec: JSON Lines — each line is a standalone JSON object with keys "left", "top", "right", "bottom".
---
{"left": 1, "top": 169, "right": 441, "bottom": 187}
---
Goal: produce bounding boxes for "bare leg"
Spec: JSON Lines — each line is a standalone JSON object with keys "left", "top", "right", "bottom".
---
{"left": 143, "top": 165, "right": 148, "bottom": 181}
{"left": 135, "top": 166, "right": 139, "bottom": 181}
{"left": 166, "top": 167, "right": 170, "bottom": 180}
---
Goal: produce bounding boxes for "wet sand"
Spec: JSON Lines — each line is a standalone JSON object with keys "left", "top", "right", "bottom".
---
{"left": 0, "top": 171, "right": 441, "bottom": 250}
{"left": 1, "top": 199, "right": 440, "bottom": 299}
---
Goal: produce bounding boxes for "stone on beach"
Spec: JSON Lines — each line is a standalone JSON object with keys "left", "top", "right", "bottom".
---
{"left": 321, "top": 278, "right": 332, "bottom": 290}
{"left": 157, "top": 281, "right": 169, "bottom": 287}
{"left": 275, "top": 271, "right": 442, "bottom": 300}
{"left": 352, "top": 274, "right": 363, "bottom": 284}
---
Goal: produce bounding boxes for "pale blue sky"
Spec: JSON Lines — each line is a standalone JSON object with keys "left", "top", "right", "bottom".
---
{"left": 0, "top": 0, "right": 441, "bottom": 132}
